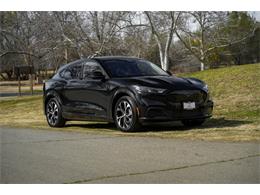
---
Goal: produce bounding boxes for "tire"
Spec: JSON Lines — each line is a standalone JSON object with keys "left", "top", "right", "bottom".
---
{"left": 45, "top": 97, "right": 66, "bottom": 127}
{"left": 181, "top": 119, "right": 206, "bottom": 127}
{"left": 113, "top": 96, "right": 141, "bottom": 132}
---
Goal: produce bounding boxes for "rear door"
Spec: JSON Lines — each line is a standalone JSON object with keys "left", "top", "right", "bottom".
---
{"left": 61, "top": 62, "right": 84, "bottom": 114}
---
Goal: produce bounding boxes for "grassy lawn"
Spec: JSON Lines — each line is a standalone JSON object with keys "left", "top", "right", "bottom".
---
{"left": 0, "top": 63, "right": 259, "bottom": 142}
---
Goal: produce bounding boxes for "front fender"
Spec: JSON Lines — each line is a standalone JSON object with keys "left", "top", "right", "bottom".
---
{"left": 108, "top": 87, "right": 138, "bottom": 120}
{"left": 43, "top": 90, "right": 63, "bottom": 115}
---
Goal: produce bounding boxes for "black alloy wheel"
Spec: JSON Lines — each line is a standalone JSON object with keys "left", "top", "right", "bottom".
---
{"left": 114, "top": 96, "right": 140, "bottom": 132}
{"left": 46, "top": 98, "right": 66, "bottom": 127}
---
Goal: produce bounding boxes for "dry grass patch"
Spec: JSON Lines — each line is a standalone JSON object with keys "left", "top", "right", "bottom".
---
{"left": 0, "top": 95, "right": 259, "bottom": 142}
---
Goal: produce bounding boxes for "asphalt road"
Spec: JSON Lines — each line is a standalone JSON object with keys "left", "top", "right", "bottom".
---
{"left": 0, "top": 127, "right": 259, "bottom": 184}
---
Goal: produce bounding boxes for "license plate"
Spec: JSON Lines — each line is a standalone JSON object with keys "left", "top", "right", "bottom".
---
{"left": 183, "top": 102, "right": 196, "bottom": 110}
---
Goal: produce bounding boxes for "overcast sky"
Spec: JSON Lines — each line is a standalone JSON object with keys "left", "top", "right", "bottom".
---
{"left": 250, "top": 11, "right": 260, "bottom": 21}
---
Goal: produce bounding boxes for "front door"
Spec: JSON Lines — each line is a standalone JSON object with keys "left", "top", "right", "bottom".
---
{"left": 62, "top": 60, "right": 109, "bottom": 120}
{"left": 76, "top": 60, "right": 110, "bottom": 119}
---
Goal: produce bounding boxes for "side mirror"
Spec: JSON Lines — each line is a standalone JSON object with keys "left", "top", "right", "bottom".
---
{"left": 63, "top": 70, "right": 72, "bottom": 79}
{"left": 91, "top": 71, "right": 105, "bottom": 80}
{"left": 166, "top": 70, "right": 172, "bottom": 76}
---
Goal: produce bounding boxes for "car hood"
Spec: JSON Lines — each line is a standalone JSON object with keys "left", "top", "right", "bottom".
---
{"left": 113, "top": 76, "right": 206, "bottom": 91}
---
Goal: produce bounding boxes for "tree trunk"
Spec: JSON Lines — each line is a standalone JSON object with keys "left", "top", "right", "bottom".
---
{"left": 64, "top": 48, "right": 68, "bottom": 64}
{"left": 200, "top": 47, "right": 205, "bottom": 71}
{"left": 6, "top": 71, "right": 13, "bottom": 80}
{"left": 157, "top": 47, "right": 171, "bottom": 71}
{"left": 0, "top": 73, "right": 7, "bottom": 80}
{"left": 163, "top": 53, "right": 169, "bottom": 71}
{"left": 158, "top": 49, "right": 164, "bottom": 70}
{"left": 200, "top": 61, "right": 205, "bottom": 71}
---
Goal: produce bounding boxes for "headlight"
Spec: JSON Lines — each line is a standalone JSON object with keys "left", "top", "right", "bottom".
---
{"left": 202, "top": 84, "right": 208, "bottom": 92}
{"left": 132, "top": 85, "right": 167, "bottom": 94}
{"left": 202, "top": 84, "right": 212, "bottom": 100}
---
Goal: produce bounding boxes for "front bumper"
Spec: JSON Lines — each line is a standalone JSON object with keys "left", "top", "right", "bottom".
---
{"left": 137, "top": 93, "right": 213, "bottom": 122}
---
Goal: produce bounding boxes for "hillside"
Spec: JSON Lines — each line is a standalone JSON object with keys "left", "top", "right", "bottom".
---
{"left": 181, "top": 63, "right": 260, "bottom": 122}
{"left": 0, "top": 63, "right": 259, "bottom": 141}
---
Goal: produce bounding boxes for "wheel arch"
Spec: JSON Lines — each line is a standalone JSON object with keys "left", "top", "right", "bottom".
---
{"left": 44, "top": 90, "right": 63, "bottom": 115}
{"left": 110, "top": 89, "right": 138, "bottom": 121}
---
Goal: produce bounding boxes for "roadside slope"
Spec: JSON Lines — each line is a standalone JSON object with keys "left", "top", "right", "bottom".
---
{"left": 181, "top": 63, "right": 260, "bottom": 122}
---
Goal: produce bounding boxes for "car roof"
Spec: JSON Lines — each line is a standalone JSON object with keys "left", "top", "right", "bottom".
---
{"left": 93, "top": 56, "right": 141, "bottom": 61}
{"left": 58, "top": 56, "right": 142, "bottom": 72}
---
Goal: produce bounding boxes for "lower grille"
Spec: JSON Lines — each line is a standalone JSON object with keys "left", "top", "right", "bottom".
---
{"left": 146, "top": 108, "right": 167, "bottom": 118}
{"left": 167, "top": 90, "right": 206, "bottom": 104}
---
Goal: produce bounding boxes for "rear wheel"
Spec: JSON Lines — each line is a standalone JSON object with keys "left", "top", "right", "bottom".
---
{"left": 181, "top": 119, "right": 206, "bottom": 127}
{"left": 46, "top": 97, "right": 66, "bottom": 127}
{"left": 114, "top": 96, "right": 141, "bottom": 132}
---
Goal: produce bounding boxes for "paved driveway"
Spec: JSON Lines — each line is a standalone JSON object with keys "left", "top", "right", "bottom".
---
{"left": 0, "top": 127, "right": 259, "bottom": 183}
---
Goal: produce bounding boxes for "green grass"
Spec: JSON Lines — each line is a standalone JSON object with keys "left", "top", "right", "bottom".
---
{"left": 180, "top": 64, "right": 260, "bottom": 121}
{"left": 0, "top": 64, "right": 260, "bottom": 142}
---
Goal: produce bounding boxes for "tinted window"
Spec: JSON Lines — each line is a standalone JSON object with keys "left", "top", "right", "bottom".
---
{"left": 83, "top": 61, "right": 103, "bottom": 79}
{"left": 101, "top": 59, "right": 168, "bottom": 78}
{"left": 61, "top": 65, "right": 82, "bottom": 80}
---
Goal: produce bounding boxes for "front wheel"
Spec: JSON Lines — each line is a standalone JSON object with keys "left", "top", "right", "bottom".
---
{"left": 46, "top": 97, "right": 66, "bottom": 127}
{"left": 181, "top": 119, "right": 206, "bottom": 127}
{"left": 114, "top": 96, "right": 141, "bottom": 132}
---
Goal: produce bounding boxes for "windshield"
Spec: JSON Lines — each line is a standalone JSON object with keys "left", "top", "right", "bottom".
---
{"left": 100, "top": 59, "right": 169, "bottom": 78}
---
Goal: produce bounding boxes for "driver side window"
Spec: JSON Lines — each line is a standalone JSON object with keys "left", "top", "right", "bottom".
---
{"left": 61, "top": 65, "right": 82, "bottom": 80}
{"left": 62, "top": 69, "right": 72, "bottom": 79}
{"left": 83, "top": 61, "right": 103, "bottom": 79}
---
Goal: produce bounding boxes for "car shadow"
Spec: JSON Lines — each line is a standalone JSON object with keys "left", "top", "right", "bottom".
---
{"left": 65, "top": 122, "right": 117, "bottom": 131}
{"left": 140, "top": 117, "right": 252, "bottom": 132}
{"left": 64, "top": 117, "right": 252, "bottom": 132}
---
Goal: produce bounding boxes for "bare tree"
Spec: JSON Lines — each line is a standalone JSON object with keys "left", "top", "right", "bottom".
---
{"left": 0, "top": 12, "right": 39, "bottom": 79}
{"left": 144, "top": 11, "right": 181, "bottom": 70}
{"left": 1, "top": 11, "right": 258, "bottom": 80}
{"left": 72, "top": 11, "right": 131, "bottom": 56}
{"left": 175, "top": 11, "right": 256, "bottom": 71}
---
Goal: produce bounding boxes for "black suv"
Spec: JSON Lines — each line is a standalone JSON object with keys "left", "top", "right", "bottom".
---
{"left": 43, "top": 56, "right": 213, "bottom": 132}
